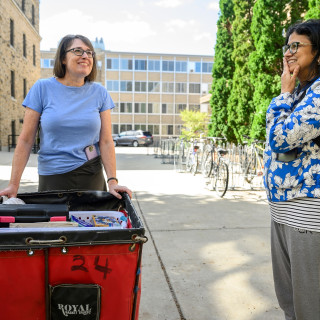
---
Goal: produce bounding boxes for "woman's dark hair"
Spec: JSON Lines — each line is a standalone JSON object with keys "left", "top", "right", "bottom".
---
{"left": 285, "top": 19, "right": 320, "bottom": 79}
{"left": 53, "top": 34, "right": 97, "bottom": 82}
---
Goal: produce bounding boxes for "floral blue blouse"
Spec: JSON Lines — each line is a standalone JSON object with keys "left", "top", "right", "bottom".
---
{"left": 264, "top": 76, "right": 320, "bottom": 201}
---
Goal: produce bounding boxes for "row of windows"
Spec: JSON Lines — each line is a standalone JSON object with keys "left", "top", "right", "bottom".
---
{"left": 106, "top": 58, "right": 212, "bottom": 73}
{"left": 10, "top": 19, "right": 36, "bottom": 66}
{"left": 10, "top": 71, "right": 28, "bottom": 99}
{"left": 107, "top": 81, "right": 206, "bottom": 94}
{"left": 112, "top": 123, "right": 182, "bottom": 136}
{"left": 112, "top": 102, "right": 200, "bottom": 114}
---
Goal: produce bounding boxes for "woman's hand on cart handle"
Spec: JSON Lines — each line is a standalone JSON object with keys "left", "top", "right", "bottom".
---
{"left": 0, "top": 184, "right": 19, "bottom": 199}
{"left": 108, "top": 181, "right": 132, "bottom": 199}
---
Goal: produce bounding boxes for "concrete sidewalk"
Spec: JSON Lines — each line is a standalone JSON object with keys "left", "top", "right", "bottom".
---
{"left": 0, "top": 149, "right": 282, "bottom": 320}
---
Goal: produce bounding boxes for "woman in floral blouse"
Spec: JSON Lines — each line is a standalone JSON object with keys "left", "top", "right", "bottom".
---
{"left": 264, "top": 19, "right": 320, "bottom": 320}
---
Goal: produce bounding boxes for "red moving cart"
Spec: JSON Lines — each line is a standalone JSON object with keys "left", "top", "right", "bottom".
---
{"left": 0, "top": 191, "right": 147, "bottom": 320}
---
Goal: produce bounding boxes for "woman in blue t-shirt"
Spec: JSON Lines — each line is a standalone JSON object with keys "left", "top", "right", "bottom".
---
{"left": 0, "top": 34, "right": 131, "bottom": 199}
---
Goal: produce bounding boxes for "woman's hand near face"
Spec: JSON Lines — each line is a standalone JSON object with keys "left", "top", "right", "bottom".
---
{"left": 281, "top": 57, "right": 300, "bottom": 94}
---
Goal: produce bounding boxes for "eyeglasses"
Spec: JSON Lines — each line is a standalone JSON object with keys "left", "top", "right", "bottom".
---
{"left": 282, "top": 42, "right": 313, "bottom": 55}
{"left": 65, "top": 48, "right": 95, "bottom": 58}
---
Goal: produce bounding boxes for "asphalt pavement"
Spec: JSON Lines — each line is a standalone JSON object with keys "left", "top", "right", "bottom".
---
{"left": 0, "top": 147, "right": 282, "bottom": 320}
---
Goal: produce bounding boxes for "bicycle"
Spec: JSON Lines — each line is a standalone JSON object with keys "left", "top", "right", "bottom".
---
{"left": 202, "top": 137, "right": 229, "bottom": 197}
{"left": 242, "top": 135, "right": 265, "bottom": 184}
{"left": 185, "top": 139, "right": 200, "bottom": 175}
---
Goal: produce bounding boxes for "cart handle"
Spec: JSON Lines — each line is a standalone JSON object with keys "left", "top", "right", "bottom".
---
{"left": 25, "top": 236, "right": 67, "bottom": 245}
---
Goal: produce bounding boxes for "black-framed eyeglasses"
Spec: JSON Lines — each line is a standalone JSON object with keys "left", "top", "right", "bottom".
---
{"left": 282, "top": 42, "right": 313, "bottom": 55}
{"left": 65, "top": 47, "right": 95, "bottom": 58}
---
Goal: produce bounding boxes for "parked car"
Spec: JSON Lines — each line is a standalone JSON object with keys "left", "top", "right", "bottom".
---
{"left": 113, "top": 130, "right": 153, "bottom": 147}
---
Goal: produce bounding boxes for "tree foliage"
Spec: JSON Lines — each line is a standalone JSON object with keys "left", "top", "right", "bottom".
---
{"left": 305, "top": 0, "right": 320, "bottom": 19}
{"left": 209, "top": 0, "right": 235, "bottom": 140}
{"left": 227, "top": 0, "right": 255, "bottom": 143}
{"left": 209, "top": 0, "right": 309, "bottom": 142}
{"left": 180, "top": 110, "right": 209, "bottom": 140}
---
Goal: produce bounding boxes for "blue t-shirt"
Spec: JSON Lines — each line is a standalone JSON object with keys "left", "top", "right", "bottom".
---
{"left": 22, "top": 77, "right": 114, "bottom": 175}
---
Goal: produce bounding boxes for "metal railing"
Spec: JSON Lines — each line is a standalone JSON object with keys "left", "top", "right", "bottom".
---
{"left": 155, "top": 137, "right": 265, "bottom": 192}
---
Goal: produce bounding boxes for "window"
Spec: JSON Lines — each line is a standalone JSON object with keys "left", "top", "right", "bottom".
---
{"left": 147, "top": 124, "right": 159, "bottom": 135}
{"left": 120, "top": 102, "right": 132, "bottom": 113}
{"left": 148, "top": 82, "right": 160, "bottom": 93}
{"left": 33, "top": 45, "right": 36, "bottom": 66}
{"left": 176, "top": 104, "right": 186, "bottom": 113}
{"left": 11, "top": 71, "right": 15, "bottom": 98}
{"left": 202, "top": 62, "right": 213, "bottom": 73}
{"left": 10, "top": 19, "right": 14, "bottom": 47}
{"left": 120, "top": 81, "right": 132, "bottom": 92}
{"left": 134, "top": 81, "right": 147, "bottom": 92}
{"left": 160, "top": 104, "right": 174, "bottom": 114}
{"left": 22, "top": 0, "right": 25, "bottom": 12}
{"left": 189, "top": 83, "right": 201, "bottom": 94}
{"left": 134, "top": 103, "right": 146, "bottom": 113}
{"left": 168, "top": 125, "right": 174, "bottom": 135}
{"left": 32, "top": 5, "right": 35, "bottom": 26}
{"left": 23, "top": 78, "right": 27, "bottom": 98}
{"left": 162, "top": 104, "right": 167, "bottom": 114}
{"left": 106, "top": 80, "right": 119, "bottom": 91}
{"left": 112, "top": 124, "right": 119, "bottom": 134}
{"left": 120, "top": 124, "right": 132, "bottom": 132}
{"left": 120, "top": 59, "right": 133, "bottom": 70}
{"left": 148, "top": 103, "right": 160, "bottom": 113}
{"left": 162, "top": 82, "right": 174, "bottom": 93}
{"left": 195, "top": 62, "right": 201, "bottom": 73}
{"left": 162, "top": 60, "right": 174, "bottom": 72}
{"left": 106, "top": 58, "right": 119, "bottom": 70}
{"left": 148, "top": 60, "right": 160, "bottom": 71}
{"left": 134, "top": 124, "right": 147, "bottom": 131}
{"left": 135, "top": 60, "right": 147, "bottom": 71}
{"left": 189, "top": 104, "right": 200, "bottom": 111}
{"left": 41, "top": 59, "right": 55, "bottom": 68}
{"left": 175, "top": 83, "right": 187, "bottom": 93}
{"left": 175, "top": 61, "right": 187, "bottom": 72}
{"left": 23, "top": 34, "right": 27, "bottom": 57}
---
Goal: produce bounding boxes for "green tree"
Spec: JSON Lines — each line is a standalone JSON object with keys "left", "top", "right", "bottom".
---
{"left": 227, "top": 0, "right": 255, "bottom": 143}
{"left": 248, "top": 0, "right": 307, "bottom": 141}
{"left": 180, "top": 110, "right": 209, "bottom": 140}
{"left": 209, "top": 0, "right": 235, "bottom": 141}
{"left": 305, "top": 0, "right": 320, "bottom": 19}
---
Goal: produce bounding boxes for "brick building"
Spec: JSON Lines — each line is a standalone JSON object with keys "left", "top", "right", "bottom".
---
{"left": 41, "top": 40, "right": 213, "bottom": 141}
{"left": 0, "top": 0, "right": 40, "bottom": 149}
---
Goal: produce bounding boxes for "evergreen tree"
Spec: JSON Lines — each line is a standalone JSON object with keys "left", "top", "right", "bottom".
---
{"left": 209, "top": 0, "right": 235, "bottom": 140}
{"left": 248, "top": 0, "right": 307, "bottom": 140}
{"left": 305, "top": 0, "right": 320, "bottom": 19}
{"left": 227, "top": 0, "right": 255, "bottom": 143}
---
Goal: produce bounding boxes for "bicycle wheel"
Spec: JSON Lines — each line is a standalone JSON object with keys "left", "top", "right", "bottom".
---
{"left": 209, "top": 161, "right": 218, "bottom": 191}
{"left": 201, "top": 149, "right": 213, "bottom": 177}
{"left": 215, "top": 161, "right": 229, "bottom": 197}
{"left": 244, "top": 158, "right": 256, "bottom": 183}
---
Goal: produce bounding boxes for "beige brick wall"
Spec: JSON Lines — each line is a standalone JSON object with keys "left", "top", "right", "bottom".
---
{"left": 0, "top": 0, "right": 41, "bottom": 148}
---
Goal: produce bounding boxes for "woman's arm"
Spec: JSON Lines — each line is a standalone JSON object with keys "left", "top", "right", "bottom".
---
{"left": 0, "top": 107, "right": 40, "bottom": 198}
{"left": 99, "top": 110, "right": 132, "bottom": 199}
